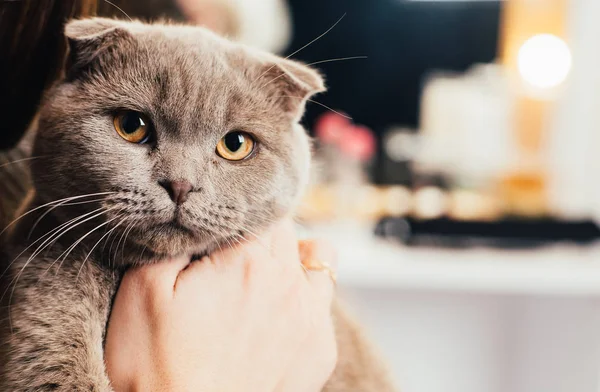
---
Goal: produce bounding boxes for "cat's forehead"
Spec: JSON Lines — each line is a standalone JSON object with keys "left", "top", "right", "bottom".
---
{"left": 130, "top": 25, "right": 248, "bottom": 85}
{"left": 60, "top": 18, "right": 324, "bottom": 134}
{"left": 73, "top": 25, "right": 270, "bottom": 130}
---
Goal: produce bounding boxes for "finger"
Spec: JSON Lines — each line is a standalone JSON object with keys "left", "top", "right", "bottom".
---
{"left": 174, "top": 256, "right": 219, "bottom": 290}
{"left": 201, "top": 234, "right": 276, "bottom": 291}
{"left": 123, "top": 253, "right": 191, "bottom": 294}
{"left": 211, "top": 236, "right": 267, "bottom": 267}
{"left": 191, "top": 239, "right": 266, "bottom": 285}
{"left": 299, "top": 240, "right": 337, "bottom": 302}
{"left": 211, "top": 218, "right": 298, "bottom": 267}
{"left": 267, "top": 218, "right": 300, "bottom": 265}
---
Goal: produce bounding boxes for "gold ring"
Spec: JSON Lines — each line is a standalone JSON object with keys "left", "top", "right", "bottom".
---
{"left": 302, "top": 259, "right": 337, "bottom": 285}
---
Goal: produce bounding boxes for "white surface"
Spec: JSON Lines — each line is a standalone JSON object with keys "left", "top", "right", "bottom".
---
{"left": 344, "top": 289, "right": 600, "bottom": 392}
{"left": 304, "top": 224, "right": 600, "bottom": 392}
{"left": 304, "top": 223, "right": 600, "bottom": 296}
{"left": 548, "top": 0, "right": 600, "bottom": 221}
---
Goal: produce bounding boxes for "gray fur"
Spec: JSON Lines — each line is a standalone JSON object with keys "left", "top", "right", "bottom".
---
{"left": 0, "top": 18, "right": 395, "bottom": 391}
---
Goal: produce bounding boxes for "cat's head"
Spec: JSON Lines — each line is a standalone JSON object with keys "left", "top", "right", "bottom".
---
{"left": 32, "top": 18, "right": 325, "bottom": 263}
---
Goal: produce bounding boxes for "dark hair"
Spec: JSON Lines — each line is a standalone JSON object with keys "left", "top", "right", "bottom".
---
{"left": 0, "top": 1, "right": 97, "bottom": 150}
{"left": 0, "top": 0, "right": 185, "bottom": 151}
{"left": 0, "top": 1, "right": 98, "bottom": 227}
{"left": 0, "top": 0, "right": 183, "bottom": 226}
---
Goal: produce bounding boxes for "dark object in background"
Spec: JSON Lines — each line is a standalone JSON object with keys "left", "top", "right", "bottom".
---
{"left": 285, "top": 0, "right": 501, "bottom": 133}
{"left": 285, "top": 0, "right": 501, "bottom": 185}
{"left": 375, "top": 217, "right": 600, "bottom": 248}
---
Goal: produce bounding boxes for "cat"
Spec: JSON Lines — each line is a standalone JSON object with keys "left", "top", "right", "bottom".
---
{"left": 0, "top": 18, "right": 395, "bottom": 391}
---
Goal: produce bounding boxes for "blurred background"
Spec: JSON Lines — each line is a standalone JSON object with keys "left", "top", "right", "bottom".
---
{"left": 199, "top": 1, "right": 600, "bottom": 391}
{"left": 5, "top": 0, "right": 600, "bottom": 391}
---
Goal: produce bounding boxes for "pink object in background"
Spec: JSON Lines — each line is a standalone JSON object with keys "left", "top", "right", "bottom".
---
{"left": 315, "top": 112, "right": 376, "bottom": 163}
{"left": 339, "top": 125, "right": 376, "bottom": 162}
{"left": 315, "top": 112, "right": 352, "bottom": 144}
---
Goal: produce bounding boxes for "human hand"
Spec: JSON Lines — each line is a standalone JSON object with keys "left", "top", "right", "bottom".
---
{"left": 104, "top": 219, "right": 338, "bottom": 392}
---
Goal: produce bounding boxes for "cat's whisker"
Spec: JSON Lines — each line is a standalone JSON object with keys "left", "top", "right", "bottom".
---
{"left": 112, "top": 218, "right": 137, "bottom": 265}
{"left": 75, "top": 214, "right": 126, "bottom": 281}
{"left": 305, "top": 56, "right": 368, "bottom": 67}
{"left": 27, "top": 197, "right": 109, "bottom": 239}
{"left": 203, "top": 230, "right": 225, "bottom": 259}
{"left": 258, "top": 72, "right": 287, "bottom": 91}
{"left": 69, "top": 213, "right": 126, "bottom": 280}
{"left": 53, "top": 208, "right": 120, "bottom": 278}
{"left": 106, "top": 214, "right": 137, "bottom": 266}
{"left": 102, "top": 0, "right": 133, "bottom": 21}
{"left": 112, "top": 216, "right": 134, "bottom": 268}
{"left": 101, "top": 215, "right": 130, "bottom": 265}
{"left": 241, "top": 227, "right": 267, "bottom": 244}
{"left": 3, "top": 207, "right": 108, "bottom": 290}
{"left": 232, "top": 233, "right": 250, "bottom": 246}
{"left": 219, "top": 235, "right": 233, "bottom": 250}
{"left": 306, "top": 98, "right": 352, "bottom": 119}
{"left": 0, "top": 192, "right": 117, "bottom": 238}
{"left": 214, "top": 231, "right": 237, "bottom": 254}
{"left": 108, "top": 225, "right": 124, "bottom": 268}
{"left": 109, "top": 214, "right": 140, "bottom": 267}
{"left": 0, "top": 155, "right": 45, "bottom": 170}
{"left": 39, "top": 207, "right": 114, "bottom": 264}
{"left": 115, "top": 220, "right": 135, "bottom": 258}
{"left": 119, "top": 218, "right": 140, "bottom": 262}
{"left": 232, "top": 224, "right": 271, "bottom": 252}
{"left": 240, "top": 209, "right": 277, "bottom": 222}
{"left": 223, "top": 208, "right": 278, "bottom": 229}
{"left": 230, "top": 236, "right": 244, "bottom": 249}
{"left": 5, "top": 207, "right": 116, "bottom": 330}
{"left": 0, "top": 207, "right": 107, "bottom": 280}
{"left": 259, "top": 56, "right": 368, "bottom": 90}
{"left": 203, "top": 232, "right": 224, "bottom": 258}
{"left": 41, "top": 213, "right": 122, "bottom": 281}
{"left": 134, "top": 245, "right": 147, "bottom": 266}
{"left": 1, "top": 217, "right": 78, "bottom": 279}
{"left": 276, "top": 95, "right": 352, "bottom": 120}
{"left": 35, "top": 207, "right": 116, "bottom": 278}
{"left": 252, "top": 13, "right": 346, "bottom": 84}
{"left": 220, "top": 236, "right": 245, "bottom": 261}
{"left": 52, "top": 199, "right": 109, "bottom": 207}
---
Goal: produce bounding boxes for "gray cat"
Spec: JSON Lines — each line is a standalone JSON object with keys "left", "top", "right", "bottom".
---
{"left": 0, "top": 18, "right": 395, "bottom": 391}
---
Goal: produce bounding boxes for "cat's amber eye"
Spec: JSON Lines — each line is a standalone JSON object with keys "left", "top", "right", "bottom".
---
{"left": 216, "top": 131, "right": 255, "bottom": 161}
{"left": 113, "top": 111, "right": 152, "bottom": 144}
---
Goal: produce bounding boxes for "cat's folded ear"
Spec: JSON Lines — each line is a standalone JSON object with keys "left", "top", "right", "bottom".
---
{"left": 260, "top": 57, "right": 326, "bottom": 118}
{"left": 64, "top": 18, "right": 134, "bottom": 77}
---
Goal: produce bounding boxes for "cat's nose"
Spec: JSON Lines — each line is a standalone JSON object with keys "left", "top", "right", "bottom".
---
{"left": 159, "top": 180, "right": 194, "bottom": 205}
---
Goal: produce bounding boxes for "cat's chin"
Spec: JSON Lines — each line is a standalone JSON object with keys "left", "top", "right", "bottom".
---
{"left": 123, "top": 224, "right": 234, "bottom": 264}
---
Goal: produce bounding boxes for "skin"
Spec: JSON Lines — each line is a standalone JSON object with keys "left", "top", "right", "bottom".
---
{"left": 105, "top": 220, "right": 338, "bottom": 392}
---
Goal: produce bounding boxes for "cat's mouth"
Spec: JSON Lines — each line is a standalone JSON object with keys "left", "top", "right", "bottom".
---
{"left": 169, "top": 219, "right": 194, "bottom": 235}
{"left": 120, "top": 206, "right": 246, "bottom": 262}
{"left": 158, "top": 209, "right": 196, "bottom": 235}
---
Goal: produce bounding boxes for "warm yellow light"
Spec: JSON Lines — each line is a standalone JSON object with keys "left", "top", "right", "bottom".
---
{"left": 517, "top": 34, "right": 571, "bottom": 89}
